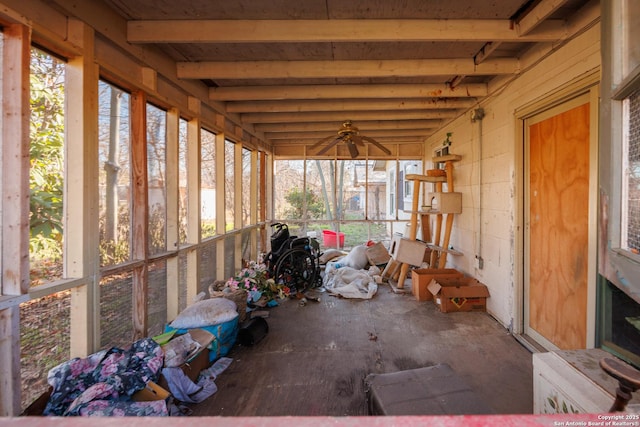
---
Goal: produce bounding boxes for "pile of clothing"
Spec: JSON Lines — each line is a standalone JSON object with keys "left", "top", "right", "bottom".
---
{"left": 43, "top": 338, "right": 167, "bottom": 416}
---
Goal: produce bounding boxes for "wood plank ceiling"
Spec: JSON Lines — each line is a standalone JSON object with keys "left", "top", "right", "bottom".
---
{"left": 100, "top": 0, "right": 594, "bottom": 156}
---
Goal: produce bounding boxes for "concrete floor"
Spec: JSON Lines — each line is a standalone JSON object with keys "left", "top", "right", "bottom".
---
{"left": 190, "top": 282, "right": 533, "bottom": 416}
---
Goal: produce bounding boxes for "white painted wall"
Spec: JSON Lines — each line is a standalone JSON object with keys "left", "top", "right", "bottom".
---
{"left": 424, "top": 24, "right": 601, "bottom": 330}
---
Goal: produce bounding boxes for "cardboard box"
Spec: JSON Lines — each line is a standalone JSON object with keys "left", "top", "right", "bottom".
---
{"left": 427, "top": 277, "right": 490, "bottom": 312}
{"left": 158, "top": 328, "right": 214, "bottom": 390}
{"left": 410, "top": 268, "right": 464, "bottom": 301}
{"left": 132, "top": 381, "right": 170, "bottom": 401}
{"left": 366, "top": 241, "right": 391, "bottom": 265}
{"left": 389, "top": 234, "right": 428, "bottom": 266}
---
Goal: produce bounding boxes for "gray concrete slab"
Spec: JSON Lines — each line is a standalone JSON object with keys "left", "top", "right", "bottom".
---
{"left": 189, "top": 283, "right": 533, "bottom": 416}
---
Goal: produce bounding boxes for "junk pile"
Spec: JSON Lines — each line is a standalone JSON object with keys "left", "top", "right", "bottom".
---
{"left": 321, "top": 242, "right": 388, "bottom": 299}
{"left": 27, "top": 295, "right": 252, "bottom": 417}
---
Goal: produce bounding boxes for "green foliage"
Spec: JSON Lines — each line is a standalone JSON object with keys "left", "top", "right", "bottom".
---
{"left": 29, "top": 51, "right": 65, "bottom": 262}
{"left": 284, "top": 187, "right": 325, "bottom": 219}
{"left": 201, "top": 222, "right": 217, "bottom": 237}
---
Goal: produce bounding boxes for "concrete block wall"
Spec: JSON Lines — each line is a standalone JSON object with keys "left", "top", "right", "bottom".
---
{"left": 423, "top": 24, "right": 601, "bottom": 330}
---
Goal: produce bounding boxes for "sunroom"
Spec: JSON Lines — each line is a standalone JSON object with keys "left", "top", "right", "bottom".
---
{"left": 1, "top": 0, "right": 639, "bottom": 423}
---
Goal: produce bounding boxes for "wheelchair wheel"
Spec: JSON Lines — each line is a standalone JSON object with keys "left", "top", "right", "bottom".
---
{"left": 274, "top": 248, "right": 318, "bottom": 292}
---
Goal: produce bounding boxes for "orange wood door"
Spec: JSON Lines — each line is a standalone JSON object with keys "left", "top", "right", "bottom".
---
{"left": 527, "top": 102, "right": 590, "bottom": 349}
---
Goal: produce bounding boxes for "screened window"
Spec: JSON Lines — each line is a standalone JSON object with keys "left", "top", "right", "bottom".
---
{"left": 29, "top": 48, "right": 65, "bottom": 285}
{"left": 623, "top": 88, "right": 640, "bottom": 254}
{"left": 178, "top": 118, "right": 188, "bottom": 245}
{"left": 225, "top": 139, "right": 235, "bottom": 231}
{"left": 200, "top": 129, "right": 216, "bottom": 238}
{"left": 22, "top": 47, "right": 70, "bottom": 410}
{"left": 273, "top": 159, "right": 415, "bottom": 249}
{"left": 257, "top": 151, "right": 264, "bottom": 223}
{"left": 98, "top": 81, "right": 132, "bottom": 266}
{"left": 598, "top": 0, "right": 640, "bottom": 369}
{"left": 242, "top": 148, "right": 252, "bottom": 226}
{"left": 618, "top": 0, "right": 640, "bottom": 257}
{"left": 147, "top": 103, "right": 167, "bottom": 255}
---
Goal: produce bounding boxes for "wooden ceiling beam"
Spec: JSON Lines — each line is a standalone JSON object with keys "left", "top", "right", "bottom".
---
{"left": 211, "top": 83, "right": 487, "bottom": 101}
{"left": 255, "top": 119, "right": 441, "bottom": 133}
{"left": 270, "top": 136, "right": 427, "bottom": 145}
{"left": 128, "top": 19, "right": 566, "bottom": 43}
{"left": 227, "top": 98, "right": 475, "bottom": 113}
{"left": 265, "top": 129, "right": 435, "bottom": 139}
{"left": 516, "top": 0, "right": 571, "bottom": 36}
{"left": 242, "top": 110, "right": 457, "bottom": 124}
{"left": 178, "top": 58, "right": 519, "bottom": 79}
{"left": 474, "top": 41, "right": 503, "bottom": 64}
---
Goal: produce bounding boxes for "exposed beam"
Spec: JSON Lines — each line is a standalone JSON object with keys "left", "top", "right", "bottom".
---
{"left": 242, "top": 110, "right": 457, "bottom": 124}
{"left": 178, "top": 58, "right": 520, "bottom": 79}
{"left": 227, "top": 98, "right": 475, "bottom": 113}
{"left": 256, "top": 119, "right": 441, "bottom": 133}
{"left": 448, "top": 75, "right": 466, "bottom": 89}
{"left": 265, "top": 128, "right": 437, "bottom": 140}
{"left": 271, "top": 135, "right": 427, "bottom": 145}
{"left": 128, "top": 19, "right": 567, "bottom": 43}
{"left": 211, "top": 84, "right": 487, "bottom": 101}
{"left": 516, "top": 0, "right": 571, "bottom": 36}
{"left": 474, "top": 41, "right": 503, "bottom": 64}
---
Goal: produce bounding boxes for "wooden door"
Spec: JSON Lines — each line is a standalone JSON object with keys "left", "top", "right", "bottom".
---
{"left": 525, "top": 100, "right": 590, "bottom": 350}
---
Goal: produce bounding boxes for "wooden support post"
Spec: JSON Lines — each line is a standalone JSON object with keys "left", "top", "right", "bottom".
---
{"left": 66, "top": 19, "right": 99, "bottom": 355}
{"left": 438, "top": 159, "right": 456, "bottom": 268}
{"left": 438, "top": 214, "right": 455, "bottom": 268}
{"left": 1, "top": 24, "right": 30, "bottom": 416}
{"left": 131, "top": 90, "right": 149, "bottom": 341}
{"left": 396, "top": 175, "right": 422, "bottom": 288}
{"left": 430, "top": 181, "right": 443, "bottom": 267}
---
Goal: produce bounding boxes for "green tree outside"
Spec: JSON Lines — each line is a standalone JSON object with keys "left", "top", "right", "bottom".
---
{"left": 284, "top": 187, "right": 325, "bottom": 219}
{"left": 29, "top": 50, "right": 65, "bottom": 273}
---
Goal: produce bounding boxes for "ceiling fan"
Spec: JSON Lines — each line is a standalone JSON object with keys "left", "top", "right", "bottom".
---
{"left": 309, "top": 120, "right": 391, "bottom": 158}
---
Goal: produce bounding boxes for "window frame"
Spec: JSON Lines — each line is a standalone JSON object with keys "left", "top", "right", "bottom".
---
{"left": 600, "top": 0, "right": 640, "bottom": 298}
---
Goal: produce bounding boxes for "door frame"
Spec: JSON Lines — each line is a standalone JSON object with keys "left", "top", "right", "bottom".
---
{"left": 513, "top": 72, "right": 599, "bottom": 349}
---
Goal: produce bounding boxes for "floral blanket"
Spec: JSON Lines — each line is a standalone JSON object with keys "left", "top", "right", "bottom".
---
{"left": 43, "top": 338, "right": 166, "bottom": 416}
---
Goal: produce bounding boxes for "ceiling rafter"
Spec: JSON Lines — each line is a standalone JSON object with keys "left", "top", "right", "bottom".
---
{"left": 474, "top": 41, "right": 503, "bottom": 64}
{"left": 516, "top": 0, "right": 572, "bottom": 36}
{"left": 266, "top": 128, "right": 437, "bottom": 140}
{"left": 127, "top": 18, "right": 567, "bottom": 43}
{"left": 242, "top": 110, "right": 458, "bottom": 124}
{"left": 226, "top": 98, "right": 475, "bottom": 113}
{"left": 100, "top": 0, "right": 597, "bottom": 152}
{"left": 177, "top": 58, "right": 520, "bottom": 80}
{"left": 255, "top": 119, "right": 442, "bottom": 133}
{"left": 211, "top": 84, "right": 487, "bottom": 101}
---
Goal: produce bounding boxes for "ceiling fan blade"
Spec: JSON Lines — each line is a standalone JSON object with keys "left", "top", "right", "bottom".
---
{"left": 316, "top": 136, "right": 343, "bottom": 155}
{"left": 346, "top": 140, "right": 359, "bottom": 158}
{"left": 351, "top": 135, "right": 365, "bottom": 146}
{"left": 361, "top": 135, "right": 392, "bottom": 155}
{"left": 308, "top": 134, "right": 337, "bottom": 150}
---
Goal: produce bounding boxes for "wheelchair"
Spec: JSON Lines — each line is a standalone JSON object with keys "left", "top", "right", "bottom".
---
{"left": 265, "top": 223, "right": 321, "bottom": 293}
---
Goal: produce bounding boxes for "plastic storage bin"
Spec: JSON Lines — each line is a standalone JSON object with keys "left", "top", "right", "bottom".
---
{"left": 322, "top": 229, "right": 345, "bottom": 247}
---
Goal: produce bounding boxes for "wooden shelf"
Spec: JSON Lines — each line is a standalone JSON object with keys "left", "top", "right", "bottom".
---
{"left": 405, "top": 173, "right": 447, "bottom": 183}
{"left": 403, "top": 209, "right": 443, "bottom": 215}
{"left": 432, "top": 154, "right": 462, "bottom": 163}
